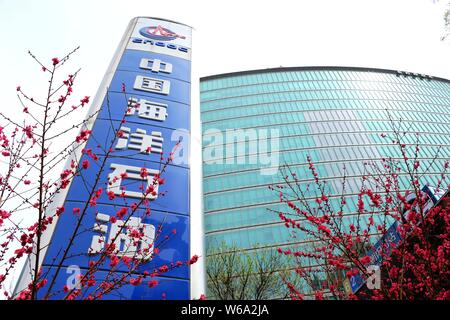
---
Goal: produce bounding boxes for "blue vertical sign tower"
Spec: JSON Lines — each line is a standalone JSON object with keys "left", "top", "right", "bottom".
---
{"left": 15, "top": 17, "right": 192, "bottom": 300}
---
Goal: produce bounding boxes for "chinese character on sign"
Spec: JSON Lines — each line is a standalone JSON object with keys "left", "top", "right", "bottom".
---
{"left": 107, "top": 163, "right": 159, "bottom": 199}
{"left": 140, "top": 58, "right": 173, "bottom": 74}
{"left": 89, "top": 213, "right": 155, "bottom": 260}
{"left": 127, "top": 97, "right": 168, "bottom": 122}
{"left": 116, "top": 127, "right": 163, "bottom": 154}
{"left": 134, "top": 75, "right": 170, "bottom": 95}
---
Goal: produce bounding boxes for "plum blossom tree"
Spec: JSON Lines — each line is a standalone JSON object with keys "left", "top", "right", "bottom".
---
{"left": 270, "top": 119, "right": 450, "bottom": 300}
{"left": 0, "top": 49, "right": 197, "bottom": 300}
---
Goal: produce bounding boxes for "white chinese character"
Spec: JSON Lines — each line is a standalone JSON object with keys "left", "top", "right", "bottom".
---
{"left": 89, "top": 212, "right": 110, "bottom": 254}
{"left": 139, "top": 58, "right": 172, "bottom": 74}
{"left": 109, "top": 216, "right": 155, "bottom": 260}
{"left": 127, "top": 97, "right": 168, "bottom": 122}
{"left": 116, "top": 127, "right": 163, "bottom": 154}
{"left": 89, "top": 213, "right": 155, "bottom": 261}
{"left": 107, "top": 163, "right": 159, "bottom": 199}
{"left": 134, "top": 75, "right": 170, "bottom": 95}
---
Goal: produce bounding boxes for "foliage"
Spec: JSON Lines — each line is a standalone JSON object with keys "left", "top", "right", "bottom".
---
{"left": 206, "top": 243, "right": 302, "bottom": 300}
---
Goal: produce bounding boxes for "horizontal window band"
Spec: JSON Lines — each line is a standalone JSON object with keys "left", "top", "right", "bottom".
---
{"left": 203, "top": 171, "right": 445, "bottom": 197}
{"left": 201, "top": 106, "right": 450, "bottom": 125}
{"left": 201, "top": 142, "right": 449, "bottom": 165}
{"left": 205, "top": 232, "right": 383, "bottom": 256}
{"left": 201, "top": 74, "right": 450, "bottom": 94}
{"left": 202, "top": 118, "right": 450, "bottom": 137}
{"left": 203, "top": 156, "right": 449, "bottom": 180}
{"left": 204, "top": 80, "right": 450, "bottom": 102}
{"left": 200, "top": 96, "right": 450, "bottom": 116}
{"left": 205, "top": 210, "right": 389, "bottom": 236}
{"left": 201, "top": 86, "right": 450, "bottom": 106}
{"left": 201, "top": 129, "right": 450, "bottom": 150}
{"left": 203, "top": 179, "right": 443, "bottom": 214}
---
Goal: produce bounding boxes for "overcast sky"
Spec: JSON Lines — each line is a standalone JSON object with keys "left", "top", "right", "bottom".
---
{"left": 0, "top": 0, "right": 449, "bottom": 299}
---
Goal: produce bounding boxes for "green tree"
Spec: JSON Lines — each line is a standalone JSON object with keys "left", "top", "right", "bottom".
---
{"left": 206, "top": 243, "right": 302, "bottom": 300}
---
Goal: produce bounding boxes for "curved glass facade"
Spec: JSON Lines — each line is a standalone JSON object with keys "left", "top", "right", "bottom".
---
{"left": 200, "top": 67, "right": 450, "bottom": 254}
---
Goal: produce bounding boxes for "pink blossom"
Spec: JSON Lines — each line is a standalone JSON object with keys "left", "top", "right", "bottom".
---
{"left": 82, "top": 160, "right": 90, "bottom": 169}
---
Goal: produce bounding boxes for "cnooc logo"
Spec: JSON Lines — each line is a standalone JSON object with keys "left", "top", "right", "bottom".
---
{"left": 139, "top": 25, "right": 186, "bottom": 41}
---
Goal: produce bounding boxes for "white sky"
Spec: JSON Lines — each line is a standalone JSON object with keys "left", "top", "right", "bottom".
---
{"left": 0, "top": 0, "right": 449, "bottom": 299}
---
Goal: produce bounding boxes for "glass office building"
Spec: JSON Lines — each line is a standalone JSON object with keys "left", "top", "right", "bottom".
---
{"left": 200, "top": 67, "right": 450, "bottom": 264}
